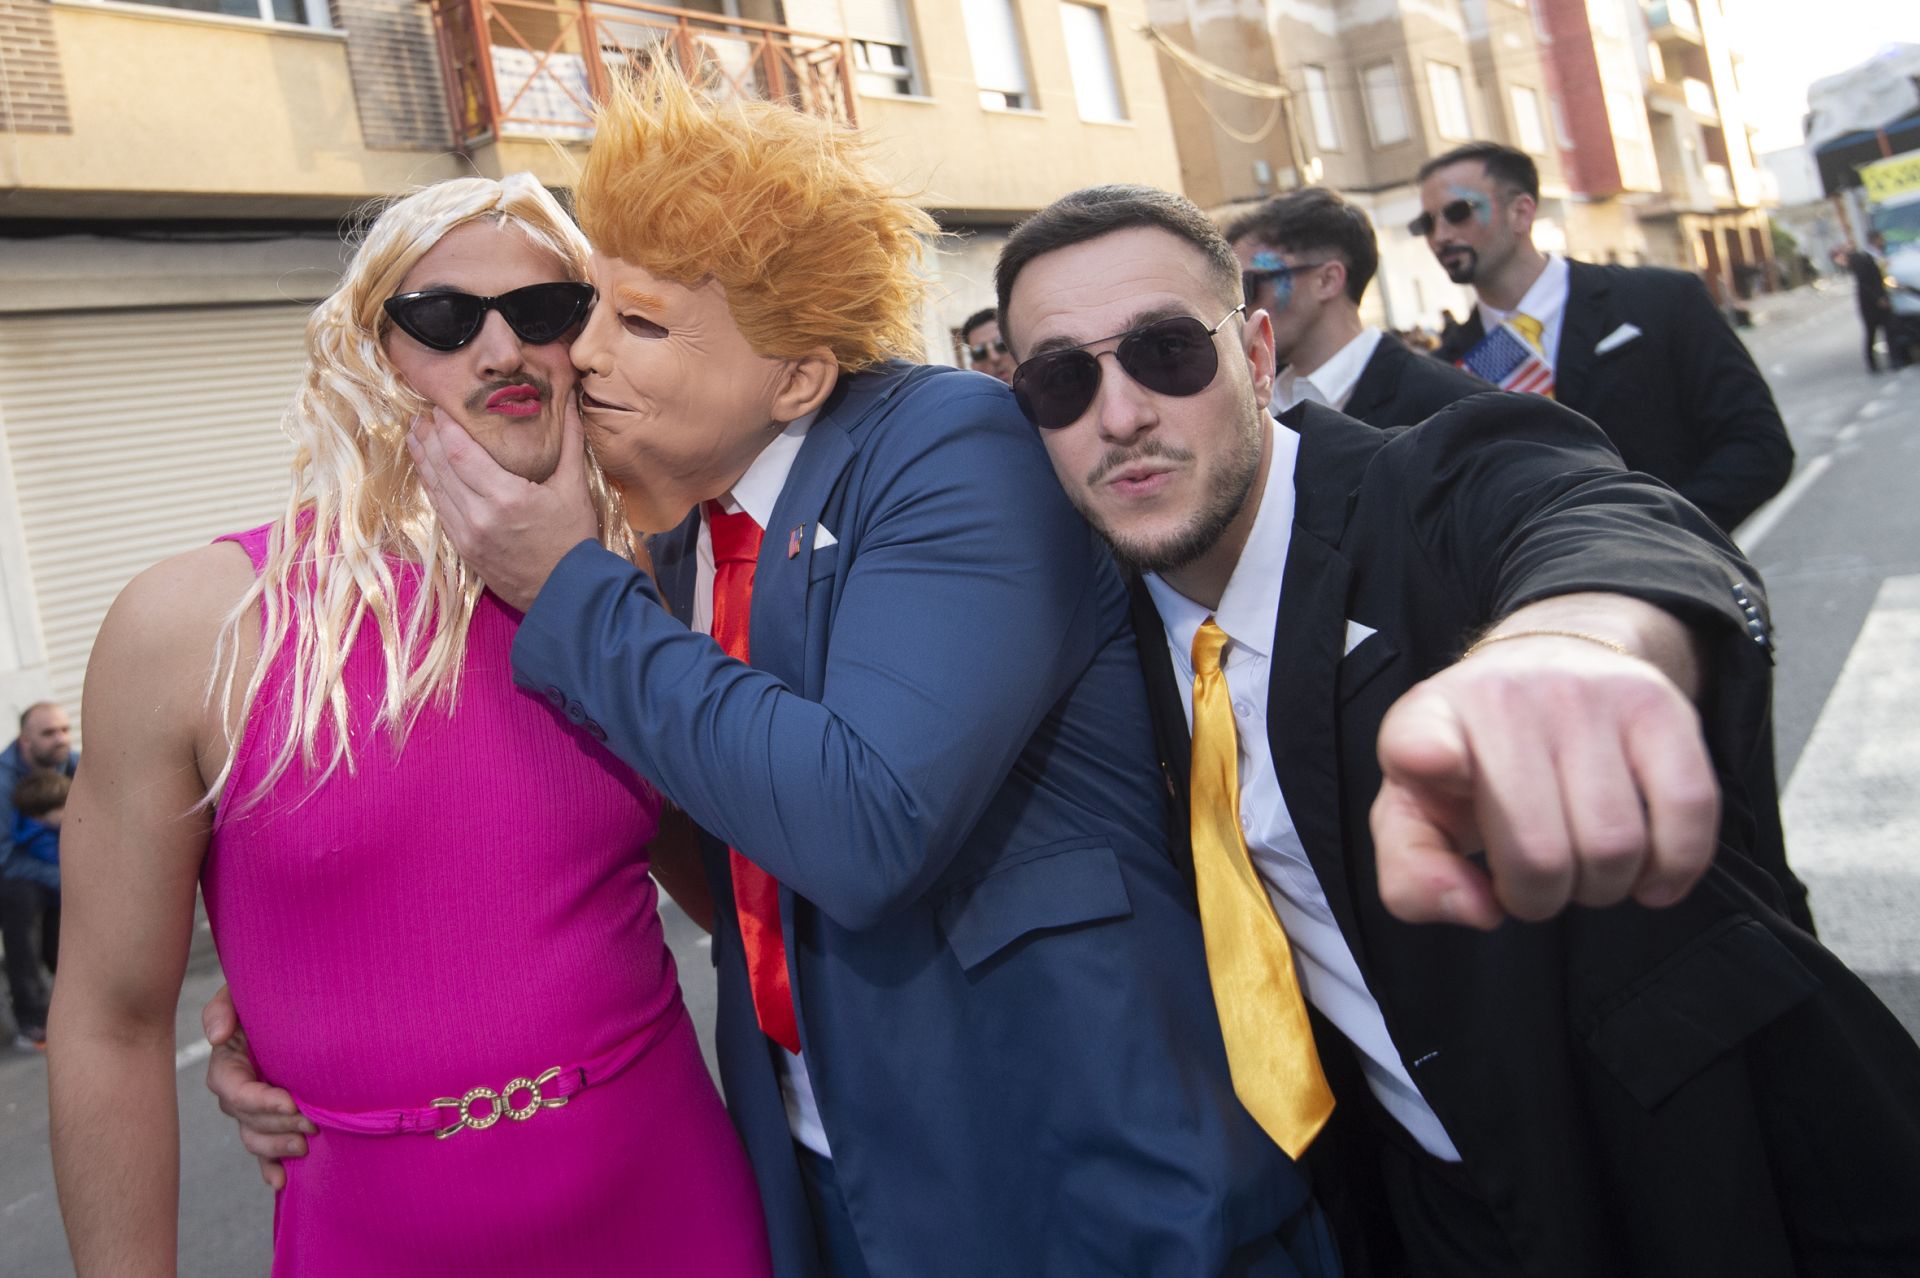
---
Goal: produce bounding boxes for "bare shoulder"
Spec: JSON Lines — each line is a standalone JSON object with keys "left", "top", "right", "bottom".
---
{"left": 96, "top": 541, "right": 256, "bottom": 671}
{"left": 86, "top": 541, "right": 260, "bottom": 765}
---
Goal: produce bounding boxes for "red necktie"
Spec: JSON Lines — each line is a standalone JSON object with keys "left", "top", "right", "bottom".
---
{"left": 704, "top": 500, "right": 802, "bottom": 1054}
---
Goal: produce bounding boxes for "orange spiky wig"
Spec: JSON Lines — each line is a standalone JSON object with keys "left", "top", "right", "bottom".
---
{"left": 576, "top": 66, "right": 937, "bottom": 371}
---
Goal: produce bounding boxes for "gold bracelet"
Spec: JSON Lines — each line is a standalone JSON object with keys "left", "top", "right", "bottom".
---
{"left": 1460, "top": 628, "right": 1631, "bottom": 660}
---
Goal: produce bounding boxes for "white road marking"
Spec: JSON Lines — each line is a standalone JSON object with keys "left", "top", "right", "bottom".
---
{"left": 1860, "top": 398, "right": 1890, "bottom": 419}
{"left": 176, "top": 1039, "right": 212, "bottom": 1072}
{"left": 1783, "top": 574, "right": 1920, "bottom": 972}
{"left": 3, "top": 1190, "right": 43, "bottom": 1217}
{"left": 1737, "top": 453, "right": 1832, "bottom": 554}
{"left": 1837, "top": 422, "right": 1862, "bottom": 444}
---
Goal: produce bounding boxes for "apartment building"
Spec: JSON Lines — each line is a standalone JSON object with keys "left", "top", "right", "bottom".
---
{"left": 0, "top": 0, "right": 1181, "bottom": 723}
{"left": 1631, "top": 0, "right": 1774, "bottom": 294}
{"left": 1149, "top": 0, "right": 1569, "bottom": 330}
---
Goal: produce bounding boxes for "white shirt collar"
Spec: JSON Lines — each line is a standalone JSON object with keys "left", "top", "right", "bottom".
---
{"left": 1143, "top": 414, "right": 1301, "bottom": 665}
{"left": 714, "top": 410, "right": 820, "bottom": 527}
{"left": 1476, "top": 254, "right": 1569, "bottom": 355}
{"left": 1273, "top": 326, "right": 1384, "bottom": 414}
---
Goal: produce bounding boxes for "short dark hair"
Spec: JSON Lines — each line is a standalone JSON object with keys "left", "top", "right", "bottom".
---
{"left": 996, "top": 184, "right": 1241, "bottom": 351}
{"left": 1418, "top": 142, "right": 1539, "bottom": 202}
{"left": 960, "top": 308, "right": 998, "bottom": 342}
{"left": 1222, "top": 187, "right": 1378, "bottom": 304}
{"left": 12, "top": 768, "right": 69, "bottom": 819}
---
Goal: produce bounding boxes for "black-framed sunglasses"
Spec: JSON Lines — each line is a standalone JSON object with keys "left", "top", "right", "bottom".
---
{"left": 1241, "top": 259, "right": 1330, "bottom": 305}
{"left": 967, "top": 337, "right": 1009, "bottom": 362}
{"left": 1407, "top": 198, "right": 1483, "bottom": 239}
{"left": 383, "top": 281, "right": 596, "bottom": 352}
{"left": 1010, "top": 304, "right": 1245, "bottom": 431}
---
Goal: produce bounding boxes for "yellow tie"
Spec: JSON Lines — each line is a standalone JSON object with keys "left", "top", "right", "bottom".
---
{"left": 1189, "top": 619, "right": 1334, "bottom": 1159}
{"left": 1508, "top": 311, "right": 1545, "bottom": 353}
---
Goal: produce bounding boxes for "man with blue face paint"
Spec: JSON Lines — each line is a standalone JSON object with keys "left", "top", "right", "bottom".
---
{"left": 1420, "top": 142, "right": 1793, "bottom": 537}
{"left": 1226, "top": 189, "right": 1486, "bottom": 427}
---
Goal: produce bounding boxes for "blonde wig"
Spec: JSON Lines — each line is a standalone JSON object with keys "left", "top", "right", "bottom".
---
{"left": 575, "top": 64, "right": 938, "bottom": 370}
{"left": 210, "top": 173, "right": 632, "bottom": 808}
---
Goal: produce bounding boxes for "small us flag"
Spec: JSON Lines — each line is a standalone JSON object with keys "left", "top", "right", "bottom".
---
{"left": 1458, "top": 322, "right": 1555, "bottom": 397}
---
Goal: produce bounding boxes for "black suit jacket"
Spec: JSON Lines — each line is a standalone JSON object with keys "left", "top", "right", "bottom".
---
{"left": 1341, "top": 331, "right": 1490, "bottom": 428}
{"left": 1130, "top": 394, "right": 1920, "bottom": 1278}
{"left": 1435, "top": 260, "right": 1793, "bottom": 531}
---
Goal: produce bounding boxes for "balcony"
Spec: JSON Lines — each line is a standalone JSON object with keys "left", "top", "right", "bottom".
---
{"left": 1703, "top": 162, "right": 1733, "bottom": 204}
{"left": 428, "top": 0, "right": 858, "bottom": 149}
{"left": 1682, "top": 77, "right": 1718, "bottom": 120}
{"left": 1645, "top": 0, "right": 1703, "bottom": 44}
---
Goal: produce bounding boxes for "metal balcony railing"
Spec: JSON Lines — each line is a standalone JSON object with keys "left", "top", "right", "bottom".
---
{"left": 428, "top": 0, "right": 858, "bottom": 148}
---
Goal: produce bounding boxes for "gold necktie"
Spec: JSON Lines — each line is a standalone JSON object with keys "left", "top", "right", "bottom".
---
{"left": 1189, "top": 618, "right": 1334, "bottom": 1159}
{"left": 1508, "top": 311, "right": 1545, "bottom": 353}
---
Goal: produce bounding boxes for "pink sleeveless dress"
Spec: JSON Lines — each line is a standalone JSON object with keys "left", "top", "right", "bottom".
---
{"left": 202, "top": 524, "right": 771, "bottom": 1276}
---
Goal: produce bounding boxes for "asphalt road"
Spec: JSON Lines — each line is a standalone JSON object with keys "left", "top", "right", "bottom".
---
{"left": 0, "top": 280, "right": 1913, "bottom": 1275}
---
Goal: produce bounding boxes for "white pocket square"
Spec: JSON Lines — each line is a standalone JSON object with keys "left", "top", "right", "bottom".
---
{"left": 1344, "top": 620, "right": 1377, "bottom": 656}
{"left": 1594, "top": 323, "right": 1642, "bottom": 355}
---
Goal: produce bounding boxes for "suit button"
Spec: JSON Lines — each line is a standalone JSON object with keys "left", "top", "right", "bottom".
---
{"left": 584, "top": 720, "right": 608, "bottom": 743}
{"left": 543, "top": 685, "right": 564, "bottom": 708}
{"left": 564, "top": 699, "right": 588, "bottom": 724}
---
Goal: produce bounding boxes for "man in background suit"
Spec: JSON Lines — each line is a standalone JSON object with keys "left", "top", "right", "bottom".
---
{"left": 1420, "top": 141, "right": 1811, "bottom": 930}
{"left": 403, "top": 74, "right": 1331, "bottom": 1278}
{"left": 1423, "top": 141, "right": 1792, "bottom": 534}
{"left": 1226, "top": 188, "right": 1487, "bottom": 427}
{"left": 997, "top": 183, "right": 1920, "bottom": 1278}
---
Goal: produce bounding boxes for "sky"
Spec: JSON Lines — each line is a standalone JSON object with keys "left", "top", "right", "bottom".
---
{"left": 1726, "top": 0, "right": 1920, "bottom": 154}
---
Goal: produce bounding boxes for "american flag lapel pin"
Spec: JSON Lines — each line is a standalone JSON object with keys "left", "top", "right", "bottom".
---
{"left": 787, "top": 524, "right": 805, "bottom": 559}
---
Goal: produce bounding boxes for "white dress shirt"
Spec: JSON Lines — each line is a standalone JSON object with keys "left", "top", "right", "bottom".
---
{"left": 1271, "top": 326, "right": 1385, "bottom": 415}
{"left": 1476, "top": 252, "right": 1570, "bottom": 368}
{"left": 688, "top": 411, "right": 836, "bottom": 1158}
{"left": 1142, "top": 417, "right": 1463, "bottom": 1162}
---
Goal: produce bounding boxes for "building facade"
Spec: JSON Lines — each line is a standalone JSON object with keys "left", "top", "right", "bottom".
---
{"left": 0, "top": 0, "right": 1181, "bottom": 728}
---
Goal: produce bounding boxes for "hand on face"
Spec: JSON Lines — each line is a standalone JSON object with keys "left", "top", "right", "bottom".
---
{"left": 1369, "top": 633, "right": 1719, "bottom": 929}
{"left": 407, "top": 392, "right": 600, "bottom": 612}
{"left": 383, "top": 222, "right": 583, "bottom": 484}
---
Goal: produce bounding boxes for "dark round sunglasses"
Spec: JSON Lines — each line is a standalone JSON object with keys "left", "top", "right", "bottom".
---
{"left": 1010, "top": 305, "right": 1245, "bottom": 431}
{"left": 967, "top": 337, "right": 1009, "bottom": 362}
{"left": 383, "top": 281, "right": 596, "bottom": 352}
{"left": 1406, "top": 197, "right": 1482, "bottom": 239}
{"left": 1240, "top": 259, "right": 1330, "bottom": 305}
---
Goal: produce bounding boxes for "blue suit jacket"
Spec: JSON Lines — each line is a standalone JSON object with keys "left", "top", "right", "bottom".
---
{"left": 515, "top": 364, "right": 1333, "bottom": 1277}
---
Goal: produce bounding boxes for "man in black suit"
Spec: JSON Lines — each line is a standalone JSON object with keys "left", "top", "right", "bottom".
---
{"left": 1422, "top": 141, "right": 1792, "bottom": 534}
{"left": 996, "top": 183, "right": 1920, "bottom": 1278}
{"left": 1225, "top": 188, "right": 1487, "bottom": 427}
{"left": 1841, "top": 233, "right": 1897, "bottom": 372}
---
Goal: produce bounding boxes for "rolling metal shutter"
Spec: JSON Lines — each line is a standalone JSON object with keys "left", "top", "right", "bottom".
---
{"left": 0, "top": 303, "right": 308, "bottom": 722}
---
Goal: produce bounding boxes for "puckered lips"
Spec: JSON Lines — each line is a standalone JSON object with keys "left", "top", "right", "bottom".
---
{"left": 1103, "top": 459, "right": 1178, "bottom": 500}
{"left": 484, "top": 383, "right": 543, "bottom": 417}
{"left": 580, "top": 389, "right": 635, "bottom": 415}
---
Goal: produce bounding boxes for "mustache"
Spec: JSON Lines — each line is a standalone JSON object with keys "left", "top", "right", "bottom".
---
{"left": 1086, "top": 438, "right": 1196, "bottom": 487}
{"left": 463, "top": 373, "right": 554, "bottom": 413}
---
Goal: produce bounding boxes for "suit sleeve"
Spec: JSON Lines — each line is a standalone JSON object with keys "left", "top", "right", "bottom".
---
{"left": 510, "top": 386, "right": 1102, "bottom": 931}
{"left": 1660, "top": 273, "right": 1794, "bottom": 530}
{"left": 1393, "top": 391, "right": 1776, "bottom": 779}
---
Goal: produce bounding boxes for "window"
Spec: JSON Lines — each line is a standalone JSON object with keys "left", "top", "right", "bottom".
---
{"left": 962, "top": 0, "right": 1033, "bottom": 110}
{"left": 1510, "top": 85, "right": 1547, "bottom": 154}
{"left": 1060, "top": 4, "right": 1127, "bottom": 123}
{"left": 839, "top": 0, "right": 921, "bottom": 96}
{"left": 122, "top": 0, "right": 329, "bottom": 24}
{"left": 1303, "top": 65, "right": 1340, "bottom": 150}
{"left": 1362, "top": 62, "right": 1409, "bottom": 145}
{"left": 1426, "top": 61, "right": 1471, "bottom": 141}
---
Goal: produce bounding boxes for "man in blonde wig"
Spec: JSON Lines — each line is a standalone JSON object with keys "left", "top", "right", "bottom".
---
{"left": 51, "top": 176, "right": 779, "bottom": 1274}
{"left": 399, "top": 70, "right": 1335, "bottom": 1278}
